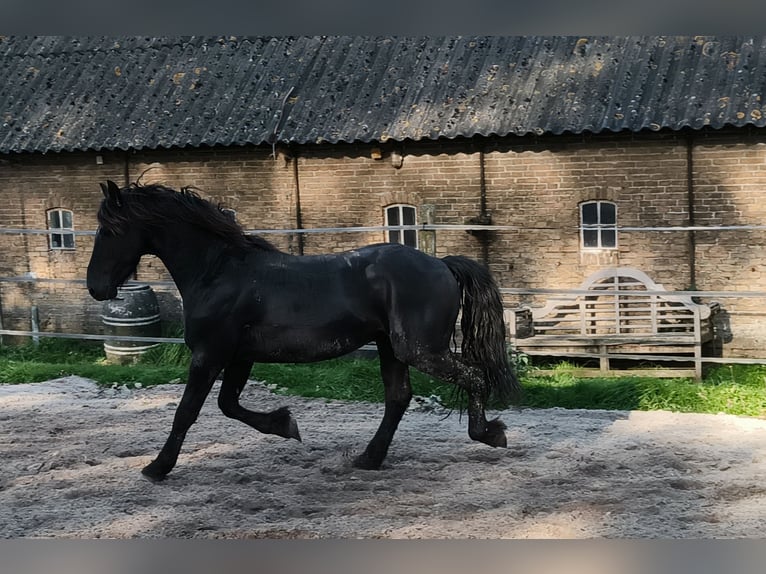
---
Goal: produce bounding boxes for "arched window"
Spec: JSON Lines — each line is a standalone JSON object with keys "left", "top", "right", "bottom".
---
{"left": 384, "top": 204, "right": 418, "bottom": 248}
{"left": 580, "top": 200, "right": 617, "bottom": 249}
{"left": 47, "top": 208, "right": 75, "bottom": 250}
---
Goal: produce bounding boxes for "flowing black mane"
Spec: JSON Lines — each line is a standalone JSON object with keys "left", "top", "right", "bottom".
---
{"left": 97, "top": 183, "right": 279, "bottom": 251}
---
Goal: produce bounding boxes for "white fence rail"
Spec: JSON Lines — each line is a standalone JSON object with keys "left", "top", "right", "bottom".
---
{"left": 1, "top": 222, "right": 765, "bottom": 368}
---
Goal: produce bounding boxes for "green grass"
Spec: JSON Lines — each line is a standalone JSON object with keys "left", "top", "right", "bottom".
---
{"left": 1, "top": 338, "right": 765, "bottom": 417}
{"left": 519, "top": 362, "right": 766, "bottom": 417}
{"left": 250, "top": 358, "right": 454, "bottom": 404}
{"left": 0, "top": 338, "right": 187, "bottom": 387}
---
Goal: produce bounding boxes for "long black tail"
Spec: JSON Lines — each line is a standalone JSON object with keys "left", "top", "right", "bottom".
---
{"left": 442, "top": 256, "right": 521, "bottom": 404}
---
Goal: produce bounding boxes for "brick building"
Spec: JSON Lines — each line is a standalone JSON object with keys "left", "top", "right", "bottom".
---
{"left": 1, "top": 36, "right": 764, "bottom": 359}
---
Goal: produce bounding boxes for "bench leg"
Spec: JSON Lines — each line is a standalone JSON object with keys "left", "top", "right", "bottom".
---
{"left": 599, "top": 346, "right": 609, "bottom": 374}
{"left": 695, "top": 343, "right": 703, "bottom": 381}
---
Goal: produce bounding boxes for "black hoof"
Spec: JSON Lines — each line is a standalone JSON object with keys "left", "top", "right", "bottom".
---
{"left": 352, "top": 452, "right": 382, "bottom": 470}
{"left": 287, "top": 416, "right": 302, "bottom": 442}
{"left": 470, "top": 418, "right": 508, "bottom": 448}
{"left": 271, "top": 406, "right": 301, "bottom": 441}
{"left": 141, "top": 461, "right": 169, "bottom": 482}
{"left": 485, "top": 417, "right": 508, "bottom": 448}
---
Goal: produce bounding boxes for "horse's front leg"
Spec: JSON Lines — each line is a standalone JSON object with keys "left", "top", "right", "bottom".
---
{"left": 141, "top": 352, "right": 222, "bottom": 481}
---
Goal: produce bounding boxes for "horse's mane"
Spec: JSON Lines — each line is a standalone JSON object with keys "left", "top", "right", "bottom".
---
{"left": 97, "top": 183, "right": 279, "bottom": 252}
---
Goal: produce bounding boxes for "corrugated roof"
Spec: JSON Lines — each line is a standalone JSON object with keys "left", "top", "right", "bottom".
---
{"left": 2, "top": 36, "right": 766, "bottom": 154}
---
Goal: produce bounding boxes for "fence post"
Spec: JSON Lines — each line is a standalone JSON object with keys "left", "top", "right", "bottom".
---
{"left": 31, "top": 305, "right": 40, "bottom": 347}
{"left": 418, "top": 204, "right": 436, "bottom": 256}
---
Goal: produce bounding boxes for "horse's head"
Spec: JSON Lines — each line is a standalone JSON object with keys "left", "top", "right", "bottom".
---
{"left": 86, "top": 180, "right": 148, "bottom": 301}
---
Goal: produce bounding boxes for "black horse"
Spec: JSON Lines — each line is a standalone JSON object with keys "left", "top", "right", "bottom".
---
{"left": 86, "top": 180, "right": 520, "bottom": 481}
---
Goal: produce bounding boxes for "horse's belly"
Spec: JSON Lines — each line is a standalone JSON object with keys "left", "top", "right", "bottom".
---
{"left": 239, "top": 323, "right": 376, "bottom": 363}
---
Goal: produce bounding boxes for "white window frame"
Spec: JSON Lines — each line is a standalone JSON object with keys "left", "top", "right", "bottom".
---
{"left": 580, "top": 200, "right": 617, "bottom": 250}
{"left": 384, "top": 204, "right": 418, "bottom": 249}
{"left": 47, "top": 208, "right": 76, "bottom": 250}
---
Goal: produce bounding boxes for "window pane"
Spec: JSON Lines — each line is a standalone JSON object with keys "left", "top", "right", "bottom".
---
{"left": 601, "top": 229, "right": 616, "bottom": 247}
{"left": 583, "top": 229, "right": 599, "bottom": 248}
{"left": 403, "top": 230, "right": 417, "bottom": 247}
{"left": 61, "top": 210, "right": 73, "bottom": 228}
{"left": 389, "top": 230, "right": 400, "bottom": 244}
{"left": 63, "top": 233, "right": 75, "bottom": 249}
{"left": 581, "top": 202, "right": 598, "bottom": 224}
{"left": 51, "top": 233, "right": 62, "bottom": 248}
{"left": 49, "top": 210, "right": 61, "bottom": 228}
{"left": 402, "top": 206, "right": 416, "bottom": 225}
{"left": 600, "top": 202, "right": 616, "bottom": 225}
{"left": 386, "top": 207, "right": 400, "bottom": 226}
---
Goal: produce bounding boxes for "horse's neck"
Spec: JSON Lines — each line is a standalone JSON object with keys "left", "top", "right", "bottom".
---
{"left": 150, "top": 229, "right": 236, "bottom": 297}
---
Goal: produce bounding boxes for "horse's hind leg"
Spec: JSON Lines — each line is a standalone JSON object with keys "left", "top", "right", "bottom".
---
{"left": 353, "top": 338, "right": 412, "bottom": 470}
{"left": 141, "top": 353, "right": 222, "bottom": 481}
{"left": 408, "top": 351, "right": 507, "bottom": 449}
{"left": 217, "top": 359, "right": 301, "bottom": 441}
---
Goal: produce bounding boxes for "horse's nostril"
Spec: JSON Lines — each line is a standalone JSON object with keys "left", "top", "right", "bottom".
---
{"left": 88, "top": 287, "right": 96, "bottom": 298}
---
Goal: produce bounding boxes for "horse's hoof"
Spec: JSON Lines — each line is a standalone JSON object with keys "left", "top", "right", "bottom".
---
{"left": 141, "top": 461, "right": 169, "bottom": 482}
{"left": 352, "top": 453, "right": 382, "bottom": 470}
{"left": 486, "top": 417, "right": 508, "bottom": 448}
{"left": 271, "top": 406, "right": 302, "bottom": 441}
{"left": 491, "top": 432, "right": 508, "bottom": 448}
{"left": 287, "top": 417, "right": 302, "bottom": 442}
{"left": 471, "top": 418, "right": 508, "bottom": 448}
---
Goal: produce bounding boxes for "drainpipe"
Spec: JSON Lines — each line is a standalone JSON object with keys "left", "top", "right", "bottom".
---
{"left": 476, "top": 146, "right": 488, "bottom": 217}
{"left": 291, "top": 149, "right": 305, "bottom": 256}
{"left": 686, "top": 134, "right": 697, "bottom": 291}
{"left": 123, "top": 151, "right": 131, "bottom": 187}
{"left": 124, "top": 151, "right": 138, "bottom": 281}
{"left": 466, "top": 146, "right": 492, "bottom": 266}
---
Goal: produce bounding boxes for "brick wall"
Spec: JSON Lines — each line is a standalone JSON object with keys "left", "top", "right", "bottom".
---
{"left": 693, "top": 133, "right": 766, "bottom": 356}
{"left": 484, "top": 133, "right": 693, "bottom": 303}
{"left": 0, "top": 151, "right": 126, "bottom": 338}
{"left": 0, "top": 131, "right": 764, "bottom": 357}
{"left": 295, "top": 141, "right": 485, "bottom": 259}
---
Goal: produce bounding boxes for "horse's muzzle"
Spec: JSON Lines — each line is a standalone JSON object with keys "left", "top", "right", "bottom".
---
{"left": 87, "top": 285, "right": 118, "bottom": 301}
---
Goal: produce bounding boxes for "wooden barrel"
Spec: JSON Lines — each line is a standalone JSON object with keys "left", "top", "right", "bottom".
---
{"left": 101, "top": 284, "right": 161, "bottom": 364}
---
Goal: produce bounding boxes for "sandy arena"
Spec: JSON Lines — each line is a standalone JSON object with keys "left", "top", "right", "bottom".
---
{"left": 1, "top": 376, "right": 765, "bottom": 538}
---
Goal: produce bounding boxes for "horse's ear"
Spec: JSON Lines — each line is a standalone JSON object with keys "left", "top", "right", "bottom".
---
{"left": 102, "top": 180, "right": 123, "bottom": 207}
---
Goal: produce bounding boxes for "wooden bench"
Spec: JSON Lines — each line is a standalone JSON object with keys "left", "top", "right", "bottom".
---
{"left": 505, "top": 268, "right": 721, "bottom": 379}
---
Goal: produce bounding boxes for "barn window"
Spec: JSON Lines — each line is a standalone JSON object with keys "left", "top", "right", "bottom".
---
{"left": 47, "top": 208, "right": 75, "bottom": 250}
{"left": 580, "top": 201, "right": 617, "bottom": 249}
{"left": 385, "top": 204, "right": 418, "bottom": 248}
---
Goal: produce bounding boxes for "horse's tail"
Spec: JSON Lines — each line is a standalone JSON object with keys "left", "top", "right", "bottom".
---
{"left": 442, "top": 256, "right": 521, "bottom": 404}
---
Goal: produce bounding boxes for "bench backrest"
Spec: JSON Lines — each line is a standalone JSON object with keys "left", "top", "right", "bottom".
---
{"left": 530, "top": 268, "right": 711, "bottom": 337}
